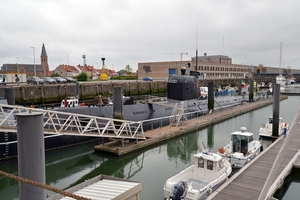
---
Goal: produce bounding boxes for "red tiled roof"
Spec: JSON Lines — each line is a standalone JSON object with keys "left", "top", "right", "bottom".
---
{"left": 60, "top": 65, "right": 78, "bottom": 72}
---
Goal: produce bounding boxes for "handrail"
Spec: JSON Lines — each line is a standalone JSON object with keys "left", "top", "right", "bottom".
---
{"left": 0, "top": 104, "right": 145, "bottom": 140}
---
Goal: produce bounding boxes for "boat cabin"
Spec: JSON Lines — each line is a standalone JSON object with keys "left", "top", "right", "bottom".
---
{"left": 231, "top": 127, "right": 254, "bottom": 155}
{"left": 194, "top": 150, "right": 225, "bottom": 182}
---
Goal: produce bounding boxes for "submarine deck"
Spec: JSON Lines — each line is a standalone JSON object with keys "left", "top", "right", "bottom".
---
{"left": 94, "top": 96, "right": 287, "bottom": 155}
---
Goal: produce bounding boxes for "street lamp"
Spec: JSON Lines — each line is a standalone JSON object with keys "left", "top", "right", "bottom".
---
{"left": 67, "top": 55, "right": 69, "bottom": 66}
{"left": 31, "top": 47, "right": 36, "bottom": 76}
{"left": 17, "top": 57, "right": 19, "bottom": 74}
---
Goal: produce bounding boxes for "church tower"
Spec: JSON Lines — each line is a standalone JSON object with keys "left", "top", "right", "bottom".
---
{"left": 41, "top": 43, "right": 49, "bottom": 76}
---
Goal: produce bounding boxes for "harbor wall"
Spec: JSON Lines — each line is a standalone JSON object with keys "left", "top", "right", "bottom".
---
{"left": 0, "top": 81, "right": 167, "bottom": 106}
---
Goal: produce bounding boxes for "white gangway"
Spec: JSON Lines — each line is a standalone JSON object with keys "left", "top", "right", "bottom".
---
{"left": 0, "top": 104, "right": 145, "bottom": 140}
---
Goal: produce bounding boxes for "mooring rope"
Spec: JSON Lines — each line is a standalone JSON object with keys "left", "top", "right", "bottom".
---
{"left": 0, "top": 170, "right": 90, "bottom": 200}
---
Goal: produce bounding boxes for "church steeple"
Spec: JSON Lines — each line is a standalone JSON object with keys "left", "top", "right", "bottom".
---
{"left": 40, "top": 43, "right": 49, "bottom": 76}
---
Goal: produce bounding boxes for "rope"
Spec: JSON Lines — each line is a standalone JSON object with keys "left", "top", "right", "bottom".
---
{"left": 0, "top": 170, "right": 90, "bottom": 200}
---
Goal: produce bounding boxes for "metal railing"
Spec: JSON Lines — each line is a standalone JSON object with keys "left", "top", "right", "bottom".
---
{"left": 0, "top": 104, "right": 145, "bottom": 140}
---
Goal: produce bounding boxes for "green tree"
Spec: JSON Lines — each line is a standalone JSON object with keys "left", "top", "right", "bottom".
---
{"left": 117, "top": 69, "right": 127, "bottom": 76}
{"left": 125, "top": 64, "right": 133, "bottom": 74}
{"left": 51, "top": 72, "right": 60, "bottom": 77}
{"left": 76, "top": 72, "right": 89, "bottom": 81}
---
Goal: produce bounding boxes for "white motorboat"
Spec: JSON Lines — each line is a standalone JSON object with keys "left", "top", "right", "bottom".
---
{"left": 276, "top": 75, "right": 286, "bottom": 86}
{"left": 259, "top": 112, "right": 289, "bottom": 138}
{"left": 217, "top": 127, "right": 262, "bottom": 168}
{"left": 163, "top": 146, "right": 232, "bottom": 200}
{"left": 199, "top": 87, "right": 208, "bottom": 98}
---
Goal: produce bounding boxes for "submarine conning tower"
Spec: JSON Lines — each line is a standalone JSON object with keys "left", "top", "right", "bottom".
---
{"left": 167, "top": 63, "right": 200, "bottom": 101}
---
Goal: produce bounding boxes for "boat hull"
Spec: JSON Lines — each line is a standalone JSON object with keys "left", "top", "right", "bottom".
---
{"left": 0, "top": 132, "right": 102, "bottom": 161}
{"left": 163, "top": 158, "right": 232, "bottom": 200}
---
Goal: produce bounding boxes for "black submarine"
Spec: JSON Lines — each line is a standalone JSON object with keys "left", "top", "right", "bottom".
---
{"left": 55, "top": 66, "right": 255, "bottom": 131}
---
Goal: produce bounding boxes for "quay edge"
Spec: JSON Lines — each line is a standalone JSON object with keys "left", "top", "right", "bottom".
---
{"left": 94, "top": 96, "right": 287, "bottom": 155}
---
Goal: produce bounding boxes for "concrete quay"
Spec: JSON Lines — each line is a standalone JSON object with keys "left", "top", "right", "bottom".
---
{"left": 94, "top": 96, "right": 287, "bottom": 155}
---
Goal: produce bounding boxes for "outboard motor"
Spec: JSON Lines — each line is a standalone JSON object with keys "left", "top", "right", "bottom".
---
{"left": 170, "top": 181, "right": 186, "bottom": 200}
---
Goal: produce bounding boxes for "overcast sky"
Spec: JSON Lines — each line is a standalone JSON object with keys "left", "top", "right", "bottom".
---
{"left": 1, "top": 0, "right": 300, "bottom": 72}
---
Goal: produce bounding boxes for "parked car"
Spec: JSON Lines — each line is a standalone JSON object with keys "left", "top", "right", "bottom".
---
{"left": 52, "top": 77, "right": 67, "bottom": 84}
{"left": 42, "top": 77, "right": 56, "bottom": 84}
{"left": 64, "top": 77, "right": 77, "bottom": 83}
{"left": 26, "top": 76, "right": 44, "bottom": 84}
{"left": 143, "top": 76, "right": 153, "bottom": 81}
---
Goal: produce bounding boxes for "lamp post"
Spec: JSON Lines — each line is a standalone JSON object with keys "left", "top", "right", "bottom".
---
{"left": 67, "top": 55, "right": 69, "bottom": 66}
{"left": 17, "top": 57, "right": 19, "bottom": 74}
{"left": 31, "top": 47, "right": 36, "bottom": 76}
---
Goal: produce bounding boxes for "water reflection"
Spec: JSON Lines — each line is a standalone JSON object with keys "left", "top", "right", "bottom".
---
{"left": 167, "top": 134, "right": 198, "bottom": 163}
{"left": 0, "top": 96, "right": 300, "bottom": 200}
{"left": 207, "top": 125, "right": 214, "bottom": 148}
{"left": 274, "top": 168, "right": 300, "bottom": 199}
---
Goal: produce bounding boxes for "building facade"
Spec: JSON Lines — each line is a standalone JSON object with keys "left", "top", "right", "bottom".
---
{"left": 138, "top": 53, "right": 300, "bottom": 84}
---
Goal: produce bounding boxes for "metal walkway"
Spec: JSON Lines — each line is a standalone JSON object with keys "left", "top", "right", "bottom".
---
{"left": 0, "top": 104, "right": 145, "bottom": 140}
{"left": 208, "top": 108, "right": 300, "bottom": 200}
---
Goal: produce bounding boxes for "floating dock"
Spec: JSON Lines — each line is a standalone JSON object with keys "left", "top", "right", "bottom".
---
{"left": 207, "top": 106, "right": 300, "bottom": 200}
{"left": 94, "top": 97, "right": 287, "bottom": 155}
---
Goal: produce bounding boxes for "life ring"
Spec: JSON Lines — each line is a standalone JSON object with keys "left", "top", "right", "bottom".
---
{"left": 30, "top": 104, "right": 35, "bottom": 108}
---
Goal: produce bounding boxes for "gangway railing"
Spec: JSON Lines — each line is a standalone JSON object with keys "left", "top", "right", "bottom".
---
{"left": 0, "top": 104, "right": 145, "bottom": 140}
{"left": 170, "top": 101, "right": 187, "bottom": 126}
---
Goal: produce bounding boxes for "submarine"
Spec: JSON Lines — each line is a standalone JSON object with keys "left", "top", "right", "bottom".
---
{"left": 55, "top": 67, "right": 255, "bottom": 131}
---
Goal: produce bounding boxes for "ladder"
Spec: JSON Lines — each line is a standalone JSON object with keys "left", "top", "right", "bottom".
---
{"left": 170, "top": 101, "right": 187, "bottom": 127}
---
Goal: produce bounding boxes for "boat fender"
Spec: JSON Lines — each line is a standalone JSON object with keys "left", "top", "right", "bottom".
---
{"left": 218, "top": 147, "right": 225, "bottom": 154}
{"left": 260, "top": 146, "right": 263, "bottom": 152}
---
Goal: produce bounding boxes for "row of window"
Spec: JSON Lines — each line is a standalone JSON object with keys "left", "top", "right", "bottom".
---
{"left": 198, "top": 157, "right": 224, "bottom": 170}
{"left": 196, "top": 66, "right": 249, "bottom": 72}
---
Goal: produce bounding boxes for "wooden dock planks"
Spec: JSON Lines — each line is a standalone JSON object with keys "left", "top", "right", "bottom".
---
{"left": 209, "top": 110, "right": 300, "bottom": 200}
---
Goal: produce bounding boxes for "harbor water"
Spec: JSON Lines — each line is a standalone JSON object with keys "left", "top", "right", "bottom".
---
{"left": 0, "top": 90, "right": 300, "bottom": 199}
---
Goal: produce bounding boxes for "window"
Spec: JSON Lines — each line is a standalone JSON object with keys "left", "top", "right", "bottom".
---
{"left": 198, "top": 157, "right": 204, "bottom": 168}
{"left": 207, "top": 160, "right": 213, "bottom": 170}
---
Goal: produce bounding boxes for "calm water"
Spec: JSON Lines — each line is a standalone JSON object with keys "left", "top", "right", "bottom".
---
{"left": 0, "top": 90, "right": 299, "bottom": 200}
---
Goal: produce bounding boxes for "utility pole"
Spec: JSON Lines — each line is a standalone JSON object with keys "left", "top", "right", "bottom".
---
{"left": 31, "top": 47, "right": 36, "bottom": 76}
{"left": 17, "top": 57, "right": 19, "bottom": 74}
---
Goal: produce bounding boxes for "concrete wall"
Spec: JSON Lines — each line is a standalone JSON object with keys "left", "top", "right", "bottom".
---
{"left": 0, "top": 81, "right": 167, "bottom": 106}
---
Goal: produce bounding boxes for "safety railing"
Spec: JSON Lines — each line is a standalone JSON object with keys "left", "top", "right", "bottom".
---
{"left": 0, "top": 104, "right": 145, "bottom": 140}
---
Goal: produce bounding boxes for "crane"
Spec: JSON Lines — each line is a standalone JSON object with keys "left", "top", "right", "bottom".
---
{"left": 155, "top": 53, "right": 188, "bottom": 61}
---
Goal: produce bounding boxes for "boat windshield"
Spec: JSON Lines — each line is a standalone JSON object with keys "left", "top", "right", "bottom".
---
{"left": 232, "top": 134, "right": 249, "bottom": 154}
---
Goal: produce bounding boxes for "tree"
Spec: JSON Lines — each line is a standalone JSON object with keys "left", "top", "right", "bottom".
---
{"left": 125, "top": 64, "right": 133, "bottom": 74}
{"left": 51, "top": 72, "right": 60, "bottom": 77}
{"left": 76, "top": 72, "right": 89, "bottom": 81}
{"left": 117, "top": 69, "right": 127, "bottom": 76}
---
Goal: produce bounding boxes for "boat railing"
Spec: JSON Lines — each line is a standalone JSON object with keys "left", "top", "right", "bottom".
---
{"left": 138, "top": 97, "right": 263, "bottom": 132}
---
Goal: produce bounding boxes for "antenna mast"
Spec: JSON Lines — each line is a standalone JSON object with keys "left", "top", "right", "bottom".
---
{"left": 195, "top": 19, "right": 198, "bottom": 71}
{"left": 279, "top": 42, "right": 282, "bottom": 74}
{"left": 222, "top": 37, "right": 224, "bottom": 55}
